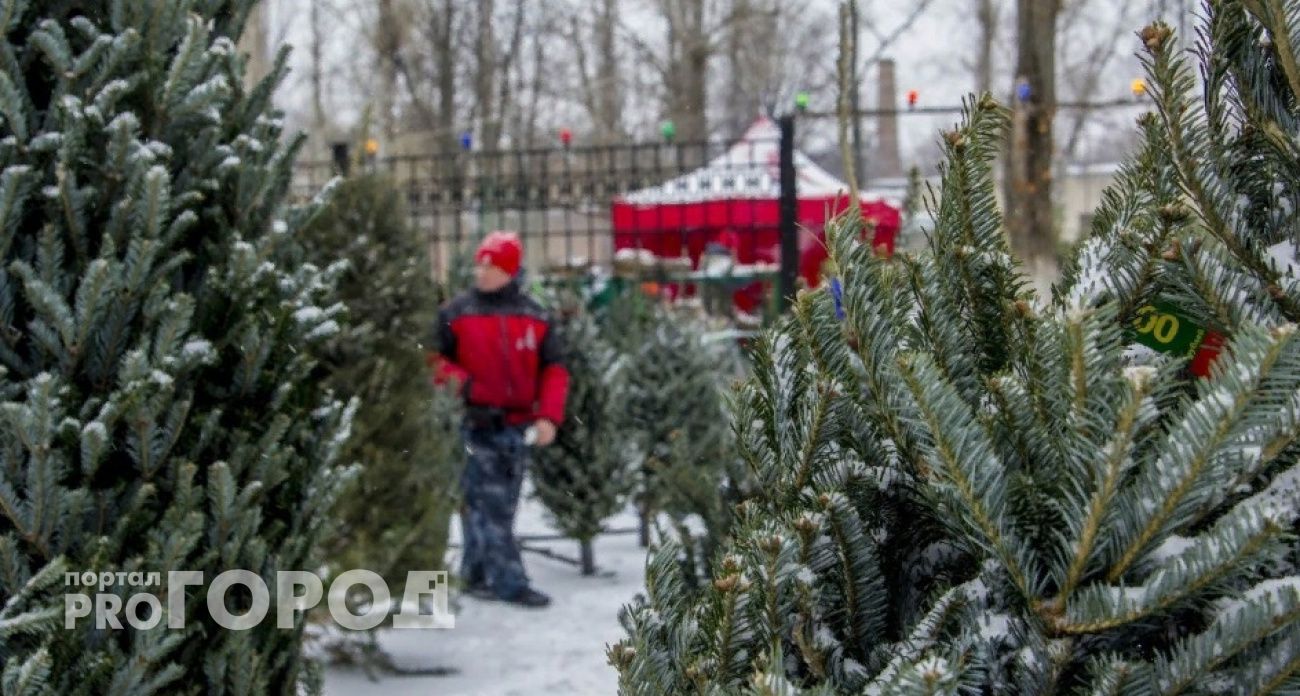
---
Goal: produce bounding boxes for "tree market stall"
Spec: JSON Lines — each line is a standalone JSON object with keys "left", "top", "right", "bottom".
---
{"left": 610, "top": 116, "right": 901, "bottom": 313}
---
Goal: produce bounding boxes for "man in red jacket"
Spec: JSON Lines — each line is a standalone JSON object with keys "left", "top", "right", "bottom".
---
{"left": 430, "top": 231, "right": 568, "bottom": 608}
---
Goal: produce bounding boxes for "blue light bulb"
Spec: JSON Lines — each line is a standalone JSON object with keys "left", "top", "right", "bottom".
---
{"left": 830, "top": 278, "right": 845, "bottom": 320}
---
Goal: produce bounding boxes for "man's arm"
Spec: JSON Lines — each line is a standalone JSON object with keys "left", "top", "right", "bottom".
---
{"left": 535, "top": 322, "right": 569, "bottom": 426}
{"left": 428, "top": 307, "right": 471, "bottom": 390}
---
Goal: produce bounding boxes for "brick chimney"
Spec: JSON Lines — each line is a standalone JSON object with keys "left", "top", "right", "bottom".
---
{"left": 877, "top": 59, "right": 903, "bottom": 179}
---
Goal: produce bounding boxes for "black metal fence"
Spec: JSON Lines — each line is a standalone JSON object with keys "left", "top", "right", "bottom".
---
{"left": 292, "top": 117, "right": 803, "bottom": 312}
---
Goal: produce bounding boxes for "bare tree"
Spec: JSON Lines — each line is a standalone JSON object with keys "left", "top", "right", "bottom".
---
{"left": 718, "top": 0, "right": 828, "bottom": 137}
{"left": 472, "top": 0, "right": 497, "bottom": 148}
{"left": 622, "top": 0, "right": 757, "bottom": 142}
{"left": 434, "top": 0, "right": 458, "bottom": 152}
{"left": 309, "top": 0, "right": 327, "bottom": 133}
{"left": 568, "top": 0, "right": 625, "bottom": 143}
{"left": 239, "top": 0, "right": 271, "bottom": 90}
{"left": 720, "top": 0, "right": 756, "bottom": 137}
{"left": 465, "top": 1, "right": 527, "bottom": 151}
{"left": 975, "top": 0, "right": 999, "bottom": 93}
{"left": 373, "top": 0, "right": 460, "bottom": 150}
{"left": 374, "top": 0, "right": 411, "bottom": 140}
{"left": 519, "top": 12, "right": 551, "bottom": 147}
{"left": 661, "top": 0, "right": 710, "bottom": 142}
{"left": 1056, "top": 0, "right": 1142, "bottom": 162}
{"left": 1005, "top": 0, "right": 1060, "bottom": 269}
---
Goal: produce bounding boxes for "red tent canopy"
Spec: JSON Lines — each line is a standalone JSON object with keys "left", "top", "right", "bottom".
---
{"left": 611, "top": 117, "right": 900, "bottom": 312}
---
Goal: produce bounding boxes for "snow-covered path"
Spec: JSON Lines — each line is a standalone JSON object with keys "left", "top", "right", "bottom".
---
{"left": 323, "top": 497, "right": 647, "bottom": 696}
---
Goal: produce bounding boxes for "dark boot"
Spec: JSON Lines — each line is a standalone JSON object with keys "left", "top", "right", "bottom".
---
{"left": 465, "top": 582, "right": 495, "bottom": 600}
{"left": 503, "top": 586, "right": 551, "bottom": 608}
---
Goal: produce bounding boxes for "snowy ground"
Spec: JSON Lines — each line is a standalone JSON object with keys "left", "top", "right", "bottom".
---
{"left": 322, "top": 494, "right": 647, "bottom": 696}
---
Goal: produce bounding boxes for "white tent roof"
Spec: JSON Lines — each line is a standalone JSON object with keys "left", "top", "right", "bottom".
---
{"left": 619, "top": 116, "right": 857, "bottom": 205}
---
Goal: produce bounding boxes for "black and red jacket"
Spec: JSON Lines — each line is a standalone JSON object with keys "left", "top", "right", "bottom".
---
{"left": 429, "top": 282, "right": 569, "bottom": 426}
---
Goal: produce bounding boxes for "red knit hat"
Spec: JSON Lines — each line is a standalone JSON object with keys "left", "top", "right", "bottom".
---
{"left": 475, "top": 231, "right": 523, "bottom": 276}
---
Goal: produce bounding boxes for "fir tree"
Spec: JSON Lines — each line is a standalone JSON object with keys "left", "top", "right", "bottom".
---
{"left": 531, "top": 296, "right": 632, "bottom": 576}
{"left": 0, "top": 1, "right": 354, "bottom": 692}
{"left": 618, "top": 302, "right": 743, "bottom": 554}
{"left": 296, "top": 174, "right": 462, "bottom": 595}
{"left": 1060, "top": 6, "right": 1300, "bottom": 347}
{"left": 612, "top": 6, "right": 1300, "bottom": 691}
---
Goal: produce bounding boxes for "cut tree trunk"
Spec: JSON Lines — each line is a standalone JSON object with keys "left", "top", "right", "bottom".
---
{"left": 639, "top": 506, "right": 651, "bottom": 548}
{"left": 580, "top": 539, "right": 596, "bottom": 576}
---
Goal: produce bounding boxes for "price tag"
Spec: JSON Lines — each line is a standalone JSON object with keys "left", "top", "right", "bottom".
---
{"left": 1128, "top": 302, "right": 1224, "bottom": 378}
{"left": 1130, "top": 303, "right": 1206, "bottom": 357}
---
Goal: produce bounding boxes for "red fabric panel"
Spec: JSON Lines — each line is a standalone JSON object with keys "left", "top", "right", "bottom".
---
{"left": 611, "top": 196, "right": 901, "bottom": 298}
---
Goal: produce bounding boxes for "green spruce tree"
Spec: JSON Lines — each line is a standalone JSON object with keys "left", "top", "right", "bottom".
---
{"left": 0, "top": 1, "right": 355, "bottom": 692}
{"left": 612, "top": 6, "right": 1300, "bottom": 692}
{"left": 619, "top": 302, "right": 743, "bottom": 556}
{"left": 296, "top": 174, "right": 462, "bottom": 595}
{"left": 531, "top": 295, "right": 632, "bottom": 576}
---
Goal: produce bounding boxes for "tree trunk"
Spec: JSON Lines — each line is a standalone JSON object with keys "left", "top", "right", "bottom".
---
{"left": 580, "top": 538, "right": 596, "bottom": 576}
{"left": 309, "top": 0, "right": 326, "bottom": 135}
{"left": 523, "top": 23, "right": 544, "bottom": 147}
{"left": 681, "top": 0, "right": 708, "bottom": 142}
{"left": 473, "top": 0, "right": 497, "bottom": 151}
{"left": 1004, "top": 0, "right": 1058, "bottom": 270}
{"left": 661, "top": 0, "right": 709, "bottom": 144}
{"left": 638, "top": 503, "right": 651, "bottom": 548}
{"left": 594, "top": 0, "right": 622, "bottom": 143}
{"left": 434, "top": 0, "right": 457, "bottom": 154}
{"left": 849, "top": 0, "right": 865, "bottom": 188}
{"left": 238, "top": 0, "right": 269, "bottom": 90}
{"left": 975, "top": 0, "right": 997, "bottom": 94}
{"left": 489, "top": 4, "right": 525, "bottom": 151}
{"left": 722, "top": 0, "right": 751, "bottom": 138}
{"left": 376, "top": 0, "right": 402, "bottom": 140}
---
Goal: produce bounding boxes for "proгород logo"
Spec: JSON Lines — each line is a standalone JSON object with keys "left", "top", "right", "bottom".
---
{"left": 64, "top": 569, "right": 454, "bottom": 631}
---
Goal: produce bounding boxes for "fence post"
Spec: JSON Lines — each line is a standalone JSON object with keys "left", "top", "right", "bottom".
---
{"left": 331, "top": 142, "right": 350, "bottom": 177}
{"left": 777, "top": 115, "right": 798, "bottom": 313}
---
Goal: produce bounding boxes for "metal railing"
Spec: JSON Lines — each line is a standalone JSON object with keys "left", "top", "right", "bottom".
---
{"left": 292, "top": 117, "right": 804, "bottom": 312}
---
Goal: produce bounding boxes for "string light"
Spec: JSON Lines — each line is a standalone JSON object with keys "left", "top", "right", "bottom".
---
{"left": 660, "top": 120, "right": 676, "bottom": 142}
{"left": 1016, "top": 79, "right": 1032, "bottom": 103}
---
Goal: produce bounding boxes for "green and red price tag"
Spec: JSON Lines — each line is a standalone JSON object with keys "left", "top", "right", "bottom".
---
{"left": 1129, "top": 302, "right": 1225, "bottom": 378}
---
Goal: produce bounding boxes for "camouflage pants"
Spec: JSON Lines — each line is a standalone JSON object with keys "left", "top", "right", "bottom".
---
{"left": 460, "top": 425, "right": 530, "bottom": 599}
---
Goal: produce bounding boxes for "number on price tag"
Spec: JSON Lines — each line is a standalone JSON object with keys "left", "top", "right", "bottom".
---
{"left": 1127, "top": 302, "right": 1225, "bottom": 378}
{"left": 1130, "top": 303, "right": 1205, "bottom": 358}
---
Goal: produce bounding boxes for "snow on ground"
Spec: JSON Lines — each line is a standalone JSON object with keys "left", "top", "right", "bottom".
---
{"left": 323, "top": 493, "right": 647, "bottom": 696}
